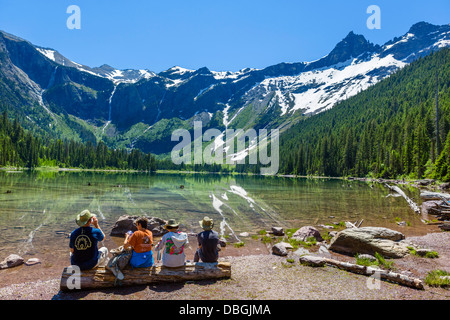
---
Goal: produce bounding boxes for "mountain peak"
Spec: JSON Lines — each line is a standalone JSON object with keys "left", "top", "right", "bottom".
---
{"left": 310, "top": 31, "right": 379, "bottom": 69}
{"left": 194, "top": 66, "right": 212, "bottom": 75}
{"left": 408, "top": 21, "right": 437, "bottom": 36}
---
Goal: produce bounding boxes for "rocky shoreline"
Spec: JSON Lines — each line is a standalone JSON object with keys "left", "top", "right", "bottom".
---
{"left": 0, "top": 222, "right": 449, "bottom": 300}
{"left": 1, "top": 178, "right": 449, "bottom": 300}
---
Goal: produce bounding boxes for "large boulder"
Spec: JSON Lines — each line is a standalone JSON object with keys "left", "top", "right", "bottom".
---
{"left": 110, "top": 215, "right": 167, "bottom": 237}
{"left": 291, "top": 226, "right": 323, "bottom": 242}
{"left": 328, "top": 227, "right": 409, "bottom": 258}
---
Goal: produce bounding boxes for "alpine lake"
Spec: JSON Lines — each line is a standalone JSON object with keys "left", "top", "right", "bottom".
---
{"left": 0, "top": 170, "right": 434, "bottom": 259}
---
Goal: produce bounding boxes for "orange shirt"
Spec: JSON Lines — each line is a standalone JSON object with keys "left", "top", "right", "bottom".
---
{"left": 128, "top": 229, "right": 153, "bottom": 253}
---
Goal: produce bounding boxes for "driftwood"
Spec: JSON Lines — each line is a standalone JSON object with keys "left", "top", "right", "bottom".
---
{"left": 420, "top": 191, "right": 450, "bottom": 201}
{"left": 421, "top": 192, "right": 450, "bottom": 219}
{"left": 345, "top": 219, "right": 364, "bottom": 229}
{"left": 385, "top": 184, "right": 421, "bottom": 214}
{"left": 60, "top": 261, "right": 231, "bottom": 291}
{"left": 322, "top": 257, "right": 424, "bottom": 290}
{"left": 356, "top": 219, "right": 364, "bottom": 228}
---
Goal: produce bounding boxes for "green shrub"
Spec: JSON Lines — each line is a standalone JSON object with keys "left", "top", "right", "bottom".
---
{"left": 407, "top": 246, "right": 440, "bottom": 258}
{"left": 233, "top": 241, "right": 245, "bottom": 248}
{"left": 285, "top": 228, "right": 297, "bottom": 238}
{"left": 260, "top": 235, "right": 273, "bottom": 244}
{"left": 355, "top": 254, "right": 378, "bottom": 267}
{"left": 425, "top": 270, "right": 450, "bottom": 287}
{"left": 425, "top": 251, "right": 440, "bottom": 259}
{"left": 374, "top": 252, "right": 395, "bottom": 270}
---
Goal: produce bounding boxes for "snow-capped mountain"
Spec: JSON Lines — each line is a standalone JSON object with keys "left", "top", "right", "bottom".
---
{"left": 34, "top": 46, "right": 156, "bottom": 84}
{"left": 230, "top": 22, "right": 450, "bottom": 118}
{"left": 0, "top": 21, "right": 448, "bottom": 155}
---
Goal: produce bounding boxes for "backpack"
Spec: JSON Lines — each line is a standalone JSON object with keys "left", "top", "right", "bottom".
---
{"left": 106, "top": 246, "right": 132, "bottom": 285}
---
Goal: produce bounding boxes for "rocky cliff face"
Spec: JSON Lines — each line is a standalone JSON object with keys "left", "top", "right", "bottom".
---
{"left": 0, "top": 22, "right": 449, "bottom": 154}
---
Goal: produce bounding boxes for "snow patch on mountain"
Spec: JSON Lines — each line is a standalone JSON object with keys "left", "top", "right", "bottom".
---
{"left": 248, "top": 53, "right": 407, "bottom": 116}
{"left": 36, "top": 48, "right": 56, "bottom": 62}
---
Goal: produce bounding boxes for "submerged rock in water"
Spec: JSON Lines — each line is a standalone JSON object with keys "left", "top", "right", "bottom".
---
{"left": 110, "top": 215, "right": 167, "bottom": 237}
{"left": 25, "top": 258, "right": 41, "bottom": 266}
{"left": 0, "top": 254, "right": 24, "bottom": 269}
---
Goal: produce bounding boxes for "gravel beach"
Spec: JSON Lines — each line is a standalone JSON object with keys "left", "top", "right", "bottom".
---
{"left": 0, "top": 231, "right": 449, "bottom": 301}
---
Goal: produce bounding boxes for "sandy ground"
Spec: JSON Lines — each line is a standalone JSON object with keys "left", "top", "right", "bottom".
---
{"left": 0, "top": 229, "right": 449, "bottom": 301}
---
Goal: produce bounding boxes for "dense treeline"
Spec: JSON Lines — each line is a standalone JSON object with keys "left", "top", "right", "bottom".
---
{"left": 279, "top": 48, "right": 450, "bottom": 181}
{"left": 0, "top": 111, "right": 156, "bottom": 171}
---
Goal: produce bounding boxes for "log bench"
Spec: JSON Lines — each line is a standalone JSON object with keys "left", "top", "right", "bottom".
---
{"left": 60, "top": 261, "right": 231, "bottom": 291}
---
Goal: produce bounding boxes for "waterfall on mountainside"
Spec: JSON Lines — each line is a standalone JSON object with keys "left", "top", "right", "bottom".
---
{"left": 108, "top": 85, "right": 117, "bottom": 122}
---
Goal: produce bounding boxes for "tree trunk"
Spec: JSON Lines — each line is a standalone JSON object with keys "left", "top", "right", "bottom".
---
{"left": 60, "top": 262, "right": 231, "bottom": 291}
{"left": 385, "top": 184, "right": 421, "bottom": 214}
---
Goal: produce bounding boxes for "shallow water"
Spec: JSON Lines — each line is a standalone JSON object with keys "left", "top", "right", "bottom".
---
{"left": 0, "top": 170, "right": 429, "bottom": 257}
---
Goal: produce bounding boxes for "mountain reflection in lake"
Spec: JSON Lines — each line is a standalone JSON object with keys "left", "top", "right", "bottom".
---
{"left": 0, "top": 171, "right": 425, "bottom": 256}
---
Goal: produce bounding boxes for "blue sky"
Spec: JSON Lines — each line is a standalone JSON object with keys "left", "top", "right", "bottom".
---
{"left": 0, "top": 0, "right": 448, "bottom": 72}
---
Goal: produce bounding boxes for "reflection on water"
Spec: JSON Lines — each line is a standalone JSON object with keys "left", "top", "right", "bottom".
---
{"left": 0, "top": 171, "right": 424, "bottom": 256}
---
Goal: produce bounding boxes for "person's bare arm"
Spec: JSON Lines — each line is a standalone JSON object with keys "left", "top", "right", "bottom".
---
{"left": 123, "top": 233, "right": 131, "bottom": 249}
{"left": 91, "top": 216, "right": 105, "bottom": 239}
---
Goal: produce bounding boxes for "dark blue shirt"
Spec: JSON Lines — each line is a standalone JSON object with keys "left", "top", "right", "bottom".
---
{"left": 69, "top": 226, "right": 104, "bottom": 270}
{"left": 197, "top": 230, "right": 219, "bottom": 263}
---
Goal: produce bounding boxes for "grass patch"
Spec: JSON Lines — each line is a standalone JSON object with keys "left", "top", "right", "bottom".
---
{"left": 355, "top": 252, "right": 395, "bottom": 270}
{"left": 355, "top": 254, "right": 377, "bottom": 267}
{"left": 407, "top": 246, "right": 440, "bottom": 258}
{"left": 258, "top": 229, "right": 268, "bottom": 236}
{"left": 424, "top": 270, "right": 450, "bottom": 287}
{"left": 233, "top": 241, "right": 245, "bottom": 248}
{"left": 284, "top": 228, "right": 297, "bottom": 238}
{"left": 425, "top": 251, "right": 440, "bottom": 259}
{"left": 260, "top": 235, "right": 273, "bottom": 244}
{"left": 321, "top": 231, "right": 334, "bottom": 242}
{"left": 288, "top": 237, "right": 315, "bottom": 249}
{"left": 374, "top": 252, "right": 395, "bottom": 270}
{"left": 334, "top": 221, "right": 346, "bottom": 228}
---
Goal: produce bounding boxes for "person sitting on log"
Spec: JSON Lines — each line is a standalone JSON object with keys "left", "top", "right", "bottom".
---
{"left": 194, "top": 216, "right": 220, "bottom": 263}
{"left": 155, "top": 219, "right": 188, "bottom": 267}
{"left": 123, "top": 217, "right": 154, "bottom": 268}
{"left": 69, "top": 210, "right": 109, "bottom": 270}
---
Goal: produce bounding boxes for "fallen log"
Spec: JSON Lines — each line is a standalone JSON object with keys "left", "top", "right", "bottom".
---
{"left": 60, "top": 261, "right": 231, "bottom": 291}
{"left": 326, "top": 258, "right": 424, "bottom": 289}
{"left": 385, "top": 184, "right": 421, "bottom": 214}
{"left": 320, "top": 257, "right": 424, "bottom": 290}
{"left": 420, "top": 191, "right": 450, "bottom": 201}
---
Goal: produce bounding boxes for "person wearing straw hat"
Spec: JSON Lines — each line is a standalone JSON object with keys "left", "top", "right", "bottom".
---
{"left": 69, "top": 209, "right": 109, "bottom": 270}
{"left": 194, "top": 216, "right": 220, "bottom": 263}
{"left": 154, "top": 218, "right": 188, "bottom": 267}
